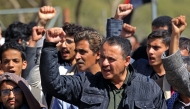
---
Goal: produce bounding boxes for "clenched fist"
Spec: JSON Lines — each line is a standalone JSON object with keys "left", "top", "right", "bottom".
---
{"left": 46, "top": 27, "right": 66, "bottom": 43}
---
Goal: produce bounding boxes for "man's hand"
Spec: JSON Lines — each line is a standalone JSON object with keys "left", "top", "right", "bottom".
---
{"left": 114, "top": 4, "right": 133, "bottom": 20}
{"left": 120, "top": 23, "right": 136, "bottom": 38}
{"left": 38, "top": 6, "right": 56, "bottom": 21}
{"left": 46, "top": 27, "right": 66, "bottom": 43}
{"left": 32, "top": 26, "right": 46, "bottom": 41}
{"left": 171, "top": 15, "right": 187, "bottom": 35}
{"left": 28, "top": 26, "right": 46, "bottom": 47}
{"left": 169, "top": 15, "right": 187, "bottom": 55}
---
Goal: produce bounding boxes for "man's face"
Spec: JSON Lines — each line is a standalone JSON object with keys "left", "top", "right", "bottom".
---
{"left": 0, "top": 81, "right": 24, "bottom": 109}
{"left": 152, "top": 26, "right": 168, "bottom": 32}
{"left": 1, "top": 49, "right": 27, "bottom": 76}
{"left": 59, "top": 36, "right": 76, "bottom": 63}
{"left": 147, "top": 38, "right": 168, "bottom": 66}
{"left": 180, "top": 49, "right": 189, "bottom": 56}
{"left": 75, "top": 40, "right": 99, "bottom": 72}
{"left": 99, "top": 42, "right": 130, "bottom": 80}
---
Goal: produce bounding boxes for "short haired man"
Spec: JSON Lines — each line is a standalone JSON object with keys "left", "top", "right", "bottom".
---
{"left": 40, "top": 35, "right": 166, "bottom": 108}
{"left": 40, "top": 25, "right": 102, "bottom": 109}
{"left": 0, "top": 41, "right": 27, "bottom": 76}
{"left": 0, "top": 42, "right": 47, "bottom": 107}
{"left": 0, "top": 73, "right": 45, "bottom": 109}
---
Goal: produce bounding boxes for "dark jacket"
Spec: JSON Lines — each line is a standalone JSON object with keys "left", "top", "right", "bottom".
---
{"left": 40, "top": 41, "right": 166, "bottom": 109}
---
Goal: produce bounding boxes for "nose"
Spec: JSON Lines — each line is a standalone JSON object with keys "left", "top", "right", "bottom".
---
{"left": 147, "top": 47, "right": 154, "bottom": 55}
{"left": 8, "top": 61, "right": 14, "bottom": 67}
{"left": 9, "top": 91, "right": 15, "bottom": 98}
{"left": 101, "top": 58, "right": 109, "bottom": 66}
{"left": 61, "top": 41, "right": 67, "bottom": 48}
{"left": 75, "top": 52, "right": 81, "bottom": 60}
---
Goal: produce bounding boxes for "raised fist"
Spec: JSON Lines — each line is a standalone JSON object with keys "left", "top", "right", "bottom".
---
{"left": 32, "top": 26, "right": 46, "bottom": 41}
{"left": 114, "top": 4, "right": 133, "bottom": 20}
{"left": 38, "top": 6, "right": 56, "bottom": 20}
{"left": 120, "top": 23, "right": 136, "bottom": 38}
{"left": 171, "top": 15, "right": 187, "bottom": 34}
{"left": 46, "top": 27, "right": 66, "bottom": 43}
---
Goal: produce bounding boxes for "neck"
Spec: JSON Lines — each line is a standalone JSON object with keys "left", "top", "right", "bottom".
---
{"left": 87, "top": 63, "right": 101, "bottom": 75}
{"left": 111, "top": 69, "right": 127, "bottom": 89}
{"left": 152, "top": 64, "right": 165, "bottom": 76}
{"left": 180, "top": 94, "right": 190, "bottom": 104}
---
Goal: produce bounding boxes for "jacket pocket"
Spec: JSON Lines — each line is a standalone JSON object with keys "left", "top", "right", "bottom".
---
{"left": 79, "top": 89, "right": 105, "bottom": 109}
{"left": 134, "top": 101, "right": 155, "bottom": 109}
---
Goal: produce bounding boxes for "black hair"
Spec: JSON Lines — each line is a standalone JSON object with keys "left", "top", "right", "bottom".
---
{"left": 0, "top": 42, "right": 26, "bottom": 62}
{"left": 152, "top": 16, "right": 172, "bottom": 34}
{"left": 179, "top": 37, "right": 190, "bottom": 54}
{"left": 101, "top": 36, "right": 131, "bottom": 58}
{"left": 5, "top": 21, "right": 31, "bottom": 43}
{"left": 147, "top": 30, "right": 171, "bottom": 46}
{"left": 62, "top": 22, "right": 84, "bottom": 37}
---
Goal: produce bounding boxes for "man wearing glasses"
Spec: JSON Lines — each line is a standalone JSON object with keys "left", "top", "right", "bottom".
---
{"left": 0, "top": 73, "right": 45, "bottom": 109}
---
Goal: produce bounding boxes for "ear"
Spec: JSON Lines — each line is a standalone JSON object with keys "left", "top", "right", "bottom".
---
{"left": 22, "top": 61, "right": 27, "bottom": 70}
{"left": 124, "top": 56, "right": 131, "bottom": 67}
{"left": 96, "top": 51, "right": 100, "bottom": 60}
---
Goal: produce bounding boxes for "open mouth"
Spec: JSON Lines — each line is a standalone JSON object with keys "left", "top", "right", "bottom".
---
{"left": 61, "top": 50, "right": 70, "bottom": 56}
{"left": 9, "top": 70, "right": 15, "bottom": 73}
{"left": 149, "top": 57, "right": 155, "bottom": 62}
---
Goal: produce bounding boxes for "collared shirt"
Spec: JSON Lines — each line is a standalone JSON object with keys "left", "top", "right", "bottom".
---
{"left": 107, "top": 70, "right": 130, "bottom": 109}
{"left": 173, "top": 98, "right": 190, "bottom": 109}
{"left": 167, "top": 92, "right": 190, "bottom": 109}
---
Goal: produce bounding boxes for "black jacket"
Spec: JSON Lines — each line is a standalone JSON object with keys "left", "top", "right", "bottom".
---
{"left": 40, "top": 41, "right": 167, "bottom": 109}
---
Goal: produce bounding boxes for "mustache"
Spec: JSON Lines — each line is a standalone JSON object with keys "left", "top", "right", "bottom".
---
{"left": 101, "top": 66, "right": 110, "bottom": 70}
{"left": 77, "top": 60, "right": 85, "bottom": 64}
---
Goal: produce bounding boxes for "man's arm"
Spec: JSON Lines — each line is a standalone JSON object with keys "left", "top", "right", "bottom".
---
{"left": 106, "top": 4, "right": 133, "bottom": 38}
{"left": 40, "top": 28, "right": 83, "bottom": 105}
{"left": 37, "top": 6, "right": 56, "bottom": 27}
{"left": 162, "top": 16, "right": 190, "bottom": 97}
{"left": 23, "top": 26, "right": 45, "bottom": 79}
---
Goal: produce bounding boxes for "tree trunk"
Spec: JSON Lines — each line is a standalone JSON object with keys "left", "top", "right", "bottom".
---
{"left": 75, "top": 0, "right": 83, "bottom": 24}
{"left": 8, "top": 0, "right": 25, "bottom": 23}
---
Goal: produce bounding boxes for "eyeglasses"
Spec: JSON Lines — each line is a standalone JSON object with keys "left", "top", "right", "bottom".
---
{"left": 0, "top": 87, "right": 22, "bottom": 96}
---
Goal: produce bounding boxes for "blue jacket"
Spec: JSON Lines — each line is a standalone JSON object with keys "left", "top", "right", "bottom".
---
{"left": 40, "top": 41, "right": 166, "bottom": 109}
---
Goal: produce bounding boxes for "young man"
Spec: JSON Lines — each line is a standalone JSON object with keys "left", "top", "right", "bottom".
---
{"left": 40, "top": 33, "right": 166, "bottom": 108}
{"left": 0, "top": 42, "right": 47, "bottom": 107}
{"left": 0, "top": 73, "right": 45, "bottom": 109}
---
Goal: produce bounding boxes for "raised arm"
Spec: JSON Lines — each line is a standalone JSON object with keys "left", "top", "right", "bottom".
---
{"left": 169, "top": 15, "right": 187, "bottom": 54}
{"left": 23, "top": 26, "right": 45, "bottom": 79}
{"left": 37, "top": 6, "right": 56, "bottom": 27}
{"left": 106, "top": 4, "right": 133, "bottom": 38}
{"left": 40, "top": 28, "right": 84, "bottom": 105}
{"left": 162, "top": 16, "right": 190, "bottom": 97}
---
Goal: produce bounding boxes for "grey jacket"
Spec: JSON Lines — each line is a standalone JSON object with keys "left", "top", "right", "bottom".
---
{"left": 162, "top": 50, "right": 190, "bottom": 97}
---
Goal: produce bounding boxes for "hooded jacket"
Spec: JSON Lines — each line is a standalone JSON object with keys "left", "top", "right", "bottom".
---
{"left": 0, "top": 73, "right": 46, "bottom": 109}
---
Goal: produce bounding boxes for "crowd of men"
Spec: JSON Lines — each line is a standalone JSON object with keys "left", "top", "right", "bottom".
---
{"left": 0, "top": 3, "right": 190, "bottom": 109}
